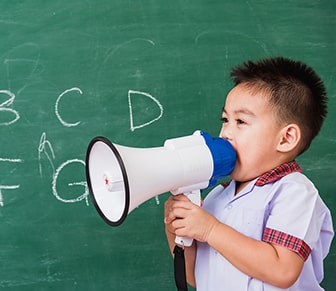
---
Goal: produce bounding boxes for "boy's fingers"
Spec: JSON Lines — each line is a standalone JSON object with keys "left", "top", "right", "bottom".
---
{"left": 164, "top": 204, "right": 188, "bottom": 224}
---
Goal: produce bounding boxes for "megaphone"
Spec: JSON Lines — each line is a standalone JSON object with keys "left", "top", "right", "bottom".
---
{"left": 85, "top": 130, "right": 236, "bottom": 246}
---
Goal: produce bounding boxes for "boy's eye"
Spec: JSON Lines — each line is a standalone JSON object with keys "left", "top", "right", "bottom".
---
{"left": 220, "top": 117, "right": 228, "bottom": 123}
{"left": 237, "top": 119, "right": 245, "bottom": 125}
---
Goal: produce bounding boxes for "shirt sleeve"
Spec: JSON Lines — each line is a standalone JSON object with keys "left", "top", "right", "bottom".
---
{"left": 263, "top": 227, "right": 311, "bottom": 260}
{"left": 262, "top": 172, "right": 327, "bottom": 261}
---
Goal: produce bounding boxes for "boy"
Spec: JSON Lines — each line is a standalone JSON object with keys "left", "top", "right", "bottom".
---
{"left": 164, "top": 57, "right": 334, "bottom": 290}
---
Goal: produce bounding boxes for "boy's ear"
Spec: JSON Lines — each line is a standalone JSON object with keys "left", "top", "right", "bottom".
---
{"left": 277, "top": 124, "right": 301, "bottom": 153}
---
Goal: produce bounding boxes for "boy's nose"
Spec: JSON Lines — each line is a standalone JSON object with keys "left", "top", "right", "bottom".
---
{"left": 219, "top": 126, "right": 233, "bottom": 141}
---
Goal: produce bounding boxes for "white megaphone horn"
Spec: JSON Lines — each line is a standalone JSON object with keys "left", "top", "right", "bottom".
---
{"left": 85, "top": 130, "right": 236, "bottom": 246}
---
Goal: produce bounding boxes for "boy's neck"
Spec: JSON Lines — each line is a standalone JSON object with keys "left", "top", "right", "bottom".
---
{"left": 234, "top": 160, "right": 301, "bottom": 195}
{"left": 235, "top": 181, "right": 249, "bottom": 195}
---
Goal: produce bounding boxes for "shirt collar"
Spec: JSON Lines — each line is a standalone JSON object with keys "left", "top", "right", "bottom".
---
{"left": 221, "top": 161, "right": 302, "bottom": 189}
{"left": 255, "top": 161, "right": 302, "bottom": 186}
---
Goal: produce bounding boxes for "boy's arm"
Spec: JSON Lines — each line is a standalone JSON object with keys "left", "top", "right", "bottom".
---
{"left": 167, "top": 195, "right": 304, "bottom": 289}
{"left": 165, "top": 196, "right": 197, "bottom": 287}
{"left": 207, "top": 221, "right": 304, "bottom": 288}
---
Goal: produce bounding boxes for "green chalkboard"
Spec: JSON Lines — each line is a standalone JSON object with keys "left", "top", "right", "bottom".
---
{"left": 0, "top": 1, "right": 334, "bottom": 290}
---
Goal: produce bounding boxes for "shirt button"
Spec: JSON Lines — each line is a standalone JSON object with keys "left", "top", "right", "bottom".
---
{"left": 227, "top": 204, "right": 233, "bottom": 210}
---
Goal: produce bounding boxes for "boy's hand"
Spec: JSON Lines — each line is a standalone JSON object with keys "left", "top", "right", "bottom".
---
{"left": 164, "top": 194, "right": 219, "bottom": 243}
{"left": 164, "top": 195, "right": 178, "bottom": 235}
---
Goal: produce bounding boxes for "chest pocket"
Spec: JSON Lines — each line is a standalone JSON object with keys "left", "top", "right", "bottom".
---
{"left": 240, "top": 208, "right": 266, "bottom": 239}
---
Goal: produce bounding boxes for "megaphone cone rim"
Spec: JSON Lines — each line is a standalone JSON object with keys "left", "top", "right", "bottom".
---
{"left": 85, "top": 136, "right": 130, "bottom": 226}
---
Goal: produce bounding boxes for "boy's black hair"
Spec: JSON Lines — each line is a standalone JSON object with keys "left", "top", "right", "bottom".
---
{"left": 230, "top": 57, "right": 328, "bottom": 154}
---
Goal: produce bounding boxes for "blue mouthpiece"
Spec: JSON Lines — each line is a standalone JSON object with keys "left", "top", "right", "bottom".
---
{"left": 200, "top": 131, "right": 236, "bottom": 187}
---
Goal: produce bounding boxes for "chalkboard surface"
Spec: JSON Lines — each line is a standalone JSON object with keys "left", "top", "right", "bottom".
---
{"left": 0, "top": 1, "right": 335, "bottom": 290}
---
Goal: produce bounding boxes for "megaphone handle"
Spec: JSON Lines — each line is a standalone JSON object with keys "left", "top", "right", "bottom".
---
{"left": 174, "top": 189, "right": 201, "bottom": 247}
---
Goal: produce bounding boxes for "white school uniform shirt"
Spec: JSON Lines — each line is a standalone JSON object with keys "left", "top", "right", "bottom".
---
{"left": 195, "top": 162, "right": 334, "bottom": 291}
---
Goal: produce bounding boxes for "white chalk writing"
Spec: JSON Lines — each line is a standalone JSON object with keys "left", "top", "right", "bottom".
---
{"left": 52, "top": 159, "right": 89, "bottom": 205}
{"left": 0, "top": 90, "right": 20, "bottom": 126}
{"left": 0, "top": 39, "right": 164, "bottom": 208}
{"left": 128, "top": 90, "right": 163, "bottom": 131}
{"left": 0, "top": 158, "right": 23, "bottom": 207}
{"left": 38, "top": 132, "right": 56, "bottom": 176}
{"left": 55, "top": 87, "right": 82, "bottom": 127}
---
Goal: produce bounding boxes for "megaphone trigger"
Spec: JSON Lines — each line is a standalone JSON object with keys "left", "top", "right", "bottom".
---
{"left": 174, "top": 189, "right": 202, "bottom": 247}
{"left": 184, "top": 189, "right": 202, "bottom": 206}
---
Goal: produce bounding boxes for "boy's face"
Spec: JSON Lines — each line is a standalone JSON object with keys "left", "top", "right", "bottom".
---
{"left": 220, "top": 84, "right": 284, "bottom": 184}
